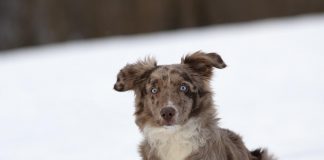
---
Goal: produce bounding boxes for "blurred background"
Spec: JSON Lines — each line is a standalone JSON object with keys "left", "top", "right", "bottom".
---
{"left": 1, "top": 1, "right": 324, "bottom": 160}
{"left": 1, "top": 0, "right": 324, "bottom": 51}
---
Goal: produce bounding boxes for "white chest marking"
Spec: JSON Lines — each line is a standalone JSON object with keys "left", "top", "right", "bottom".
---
{"left": 143, "top": 119, "right": 205, "bottom": 160}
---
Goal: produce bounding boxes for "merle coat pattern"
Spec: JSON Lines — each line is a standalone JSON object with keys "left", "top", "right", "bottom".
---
{"left": 114, "top": 51, "right": 275, "bottom": 160}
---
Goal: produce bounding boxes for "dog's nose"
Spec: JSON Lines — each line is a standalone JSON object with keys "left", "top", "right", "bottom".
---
{"left": 160, "top": 107, "right": 176, "bottom": 121}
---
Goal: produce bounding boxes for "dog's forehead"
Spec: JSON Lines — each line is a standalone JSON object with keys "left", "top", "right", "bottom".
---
{"left": 149, "top": 64, "right": 190, "bottom": 82}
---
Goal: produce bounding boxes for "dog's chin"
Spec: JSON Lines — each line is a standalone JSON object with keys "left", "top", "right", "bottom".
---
{"left": 158, "top": 118, "right": 190, "bottom": 127}
{"left": 163, "top": 122, "right": 175, "bottom": 126}
{"left": 160, "top": 120, "right": 176, "bottom": 127}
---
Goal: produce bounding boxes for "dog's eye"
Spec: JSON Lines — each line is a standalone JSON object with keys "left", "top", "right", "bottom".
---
{"left": 151, "top": 87, "right": 159, "bottom": 94}
{"left": 179, "top": 84, "right": 188, "bottom": 92}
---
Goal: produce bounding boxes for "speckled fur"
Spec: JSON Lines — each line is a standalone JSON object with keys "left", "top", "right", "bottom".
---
{"left": 114, "top": 51, "right": 275, "bottom": 160}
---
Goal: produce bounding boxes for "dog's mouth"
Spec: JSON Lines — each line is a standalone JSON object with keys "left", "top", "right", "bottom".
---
{"left": 158, "top": 119, "right": 176, "bottom": 126}
{"left": 162, "top": 120, "right": 175, "bottom": 126}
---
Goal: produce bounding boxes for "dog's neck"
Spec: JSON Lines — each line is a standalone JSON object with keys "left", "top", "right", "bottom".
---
{"left": 143, "top": 118, "right": 210, "bottom": 160}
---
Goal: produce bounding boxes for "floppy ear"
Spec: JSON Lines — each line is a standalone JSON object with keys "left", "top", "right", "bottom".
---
{"left": 181, "top": 51, "right": 226, "bottom": 79}
{"left": 114, "top": 57, "right": 157, "bottom": 92}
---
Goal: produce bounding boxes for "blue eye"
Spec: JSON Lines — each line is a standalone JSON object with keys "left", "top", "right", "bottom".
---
{"left": 179, "top": 84, "right": 188, "bottom": 92}
{"left": 151, "top": 87, "right": 158, "bottom": 94}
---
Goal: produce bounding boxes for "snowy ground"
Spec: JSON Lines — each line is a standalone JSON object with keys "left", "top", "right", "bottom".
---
{"left": 0, "top": 14, "right": 324, "bottom": 160}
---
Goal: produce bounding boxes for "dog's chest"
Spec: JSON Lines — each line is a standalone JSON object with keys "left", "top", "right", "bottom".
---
{"left": 143, "top": 119, "right": 205, "bottom": 160}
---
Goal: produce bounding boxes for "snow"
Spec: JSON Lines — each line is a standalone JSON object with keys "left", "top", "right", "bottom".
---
{"left": 1, "top": 13, "right": 324, "bottom": 160}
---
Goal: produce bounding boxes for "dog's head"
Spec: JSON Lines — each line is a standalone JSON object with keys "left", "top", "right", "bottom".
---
{"left": 114, "top": 51, "right": 226, "bottom": 129}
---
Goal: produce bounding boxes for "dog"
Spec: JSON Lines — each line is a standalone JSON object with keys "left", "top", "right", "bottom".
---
{"left": 114, "top": 51, "right": 274, "bottom": 160}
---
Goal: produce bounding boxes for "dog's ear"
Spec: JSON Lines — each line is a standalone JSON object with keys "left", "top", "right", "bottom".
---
{"left": 181, "top": 51, "right": 226, "bottom": 79}
{"left": 114, "top": 57, "right": 157, "bottom": 92}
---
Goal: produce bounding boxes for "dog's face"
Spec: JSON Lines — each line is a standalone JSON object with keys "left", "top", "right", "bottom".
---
{"left": 114, "top": 51, "right": 226, "bottom": 129}
{"left": 143, "top": 65, "right": 199, "bottom": 126}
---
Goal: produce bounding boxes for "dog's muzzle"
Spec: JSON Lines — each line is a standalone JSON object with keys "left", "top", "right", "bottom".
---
{"left": 160, "top": 107, "right": 176, "bottom": 124}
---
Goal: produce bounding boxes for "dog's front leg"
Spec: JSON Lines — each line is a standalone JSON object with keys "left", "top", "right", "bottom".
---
{"left": 186, "top": 154, "right": 211, "bottom": 160}
{"left": 139, "top": 140, "right": 160, "bottom": 160}
{"left": 185, "top": 146, "right": 223, "bottom": 160}
{"left": 185, "top": 154, "right": 222, "bottom": 160}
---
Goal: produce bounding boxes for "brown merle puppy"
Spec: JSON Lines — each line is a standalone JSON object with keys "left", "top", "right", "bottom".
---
{"left": 114, "top": 51, "right": 274, "bottom": 160}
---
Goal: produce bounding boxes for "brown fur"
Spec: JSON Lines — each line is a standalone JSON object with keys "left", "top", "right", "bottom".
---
{"left": 114, "top": 51, "right": 275, "bottom": 160}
